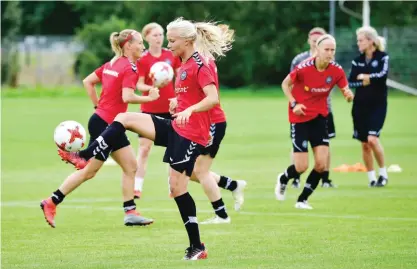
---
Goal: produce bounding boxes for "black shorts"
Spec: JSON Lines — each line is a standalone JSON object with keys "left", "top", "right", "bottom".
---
{"left": 200, "top": 122, "right": 227, "bottom": 158}
{"left": 87, "top": 113, "right": 130, "bottom": 161}
{"left": 326, "top": 112, "right": 336, "bottom": 139}
{"left": 290, "top": 115, "right": 329, "bottom": 153}
{"left": 352, "top": 102, "right": 387, "bottom": 142}
{"left": 151, "top": 115, "right": 202, "bottom": 176}
{"left": 138, "top": 112, "right": 172, "bottom": 138}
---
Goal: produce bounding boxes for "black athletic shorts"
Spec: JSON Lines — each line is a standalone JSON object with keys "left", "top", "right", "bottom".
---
{"left": 87, "top": 113, "right": 130, "bottom": 161}
{"left": 150, "top": 115, "right": 203, "bottom": 176}
{"left": 290, "top": 115, "right": 329, "bottom": 153}
{"left": 352, "top": 101, "right": 387, "bottom": 142}
{"left": 326, "top": 112, "right": 336, "bottom": 139}
{"left": 200, "top": 122, "right": 227, "bottom": 158}
{"left": 138, "top": 112, "right": 172, "bottom": 138}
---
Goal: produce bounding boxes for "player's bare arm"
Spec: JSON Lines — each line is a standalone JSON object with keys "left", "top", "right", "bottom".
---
{"left": 82, "top": 72, "right": 100, "bottom": 107}
{"left": 122, "top": 87, "right": 159, "bottom": 104}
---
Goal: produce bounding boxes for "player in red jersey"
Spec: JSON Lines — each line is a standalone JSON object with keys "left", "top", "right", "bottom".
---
{"left": 40, "top": 29, "right": 159, "bottom": 228}
{"left": 59, "top": 17, "right": 234, "bottom": 260}
{"left": 134, "top": 23, "right": 181, "bottom": 199}
{"left": 274, "top": 34, "right": 354, "bottom": 209}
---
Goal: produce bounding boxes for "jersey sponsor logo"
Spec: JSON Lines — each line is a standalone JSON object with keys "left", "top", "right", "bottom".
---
{"left": 304, "top": 86, "right": 310, "bottom": 92}
{"left": 180, "top": 70, "right": 187, "bottom": 80}
{"left": 311, "top": 87, "right": 331, "bottom": 93}
{"left": 358, "top": 62, "right": 365, "bottom": 67}
{"left": 103, "top": 69, "right": 119, "bottom": 77}
{"left": 165, "top": 59, "right": 172, "bottom": 65}
{"left": 371, "top": 60, "right": 378, "bottom": 67}
{"left": 326, "top": 76, "right": 333, "bottom": 84}
{"left": 175, "top": 86, "right": 188, "bottom": 94}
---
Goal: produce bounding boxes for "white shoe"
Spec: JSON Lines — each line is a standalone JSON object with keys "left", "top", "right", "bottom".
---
{"left": 275, "top": 173, "right": 287, "bottom": 201}
{"left": 232, "top": 180, "right": 247, "bottom": 211}
{"left": 200, "top": 215, "right": 231, "bottom": 225}
{"left": 295, "top": 201, "right": 313, "bottom": 210}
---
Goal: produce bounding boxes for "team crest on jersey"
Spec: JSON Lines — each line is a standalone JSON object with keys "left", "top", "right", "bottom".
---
{"left": 304, "top": 86, "right": 310, "bottom": 92}
{"left": 371, "top": 60, "right": 378, "bottom": 67}
{"left": 326, "top": 76, "right": 333, "bottom": 84}
{"left": 180, "top": 71, "right": 187, "bottom": 80}
{"left": 165, "top": 59, "right": 172, "bottom": 65}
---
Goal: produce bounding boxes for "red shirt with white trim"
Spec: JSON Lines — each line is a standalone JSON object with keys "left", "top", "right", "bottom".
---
{"left": 289, "top": 58, "right": 348, "bottom": 123}
{"left": 94, "top": 57, "right": 139, "bottom": 124}
{"left": 173, "top": 52, "right": 215, "bottom": 146}
{"left": 207, "top": 58, "right": 226, "bottom": 124}
{"left": 137, "top": 49, "right": 181, "bottom": 113}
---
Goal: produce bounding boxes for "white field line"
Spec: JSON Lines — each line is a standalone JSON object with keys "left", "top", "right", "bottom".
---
{"left": 2, "top": 200, "right": 417, "bottom": 222}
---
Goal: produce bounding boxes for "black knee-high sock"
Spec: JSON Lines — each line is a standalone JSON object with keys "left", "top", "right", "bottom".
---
{"left": 212, "top": 198, "right": 228, "bottom": 219}
{"left": 297, "top": 169, "right": 321, "bottom": 202}
{"left": 280, "top": 165, "right": 301, "bottom": 185}
{"left": 218, "top": 176, "right": 237, "bottom": 191}
{"left": 174, "top": 192, "right": 202, "bottom": 248}
{"left": 79, "top": 121, "right": 126, "bottom": 160}
{"left": 51, "top": 189, "right": 65, "bottom": 205}
{"left": 123, "top": 199, "right": 136, "bottom": 213}
{"left": 321, "top": 171, "right": 330, "bottom": 183}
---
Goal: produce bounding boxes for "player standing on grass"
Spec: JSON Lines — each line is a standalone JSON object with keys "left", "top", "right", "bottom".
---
{"left": 348, "top": 26, "right": 389, "bottom": 187}
{"left": 289, "top": 27, "right": 336, "bottom": 189}
{"left": 41, "top": 29, "right": 159, "bottom": 228}
{"left": 275, "top": 34, "right": 354, "bottom": 209}
{"left": 134, "top": 22, "right": 181, "bottom": 199}
{"left": 59, "top": 17, "right": 235, "bottom": 260}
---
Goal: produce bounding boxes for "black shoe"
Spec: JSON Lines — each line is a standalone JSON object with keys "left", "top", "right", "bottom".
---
{"left": 321, "top": 179, "right": 337, "bottom": 188}
{"left": 369, "top": 180, "right": 377, "bottom": 187}
{"left": 291, "top": 178, "right": 301, "bottom": 188}
{"left": 183, "top": 243, "right": 207, "bottom": 260}
{"left": 376, "top": 176, "right": 388, "bottom": 187}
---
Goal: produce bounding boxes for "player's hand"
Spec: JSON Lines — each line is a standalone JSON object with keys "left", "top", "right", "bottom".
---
{"left": 343, "top": 89, "right": 354, "bottom": 102}
{"left": 173, "top": 108, "right": 193, "bottom": 127}
{"left": 293, "top": 104, "right": 306, "bottom": 116}
{"left": 169, "top": 98, "right": 178, "bottom": 115}
{"left": 357, "top": 74, "right": 370, "bottom": 86}
{"left": 148, "top": 87, "right": 160, "bottom": 101}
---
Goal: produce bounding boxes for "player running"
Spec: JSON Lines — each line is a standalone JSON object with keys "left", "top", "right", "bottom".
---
{"left": 275, "top": 34, "right": 354, "bottom": 209}
{"left": 40, "top": 29, "right": 159, "bottom": 228}
{"left": 348, "top": 26, "right": 390, "bottom": 187}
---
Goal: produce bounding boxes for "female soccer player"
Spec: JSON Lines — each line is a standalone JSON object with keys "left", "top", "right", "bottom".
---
{"left": 134, "top": 22, "right": 181, "bottom": 199}
{"left": 348, "top": 26, "right": 389, "bottom": 187}
{"left": 59, "top": 17, "right": 234, "bottom": 260}
{"left": 275, "top": 34, "right": 354, "bottom": 209}
{"left": 40, "top": 29, "right": 159, "bottom": 228}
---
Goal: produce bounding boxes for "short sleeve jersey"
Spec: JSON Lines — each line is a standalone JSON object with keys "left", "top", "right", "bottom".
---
{"left": 94, "top": 57, "right": 139, "bottom": 123}
{"left": 289, "top": 58, "right": 348, "bottom": 123}
{"left": 207, "top": 58, "right": 226, "bottom": 124}
{"left": 137, "top": 48, "right": 181, "bottom": 113}
{"left": 172, "top": 52, "right": 215, "bottom": 146}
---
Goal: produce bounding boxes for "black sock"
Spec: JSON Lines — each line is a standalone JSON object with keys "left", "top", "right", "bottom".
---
{"left": 297, "top": 169, "right": 321, "bottom": 202}
{"left": 212, "top": 198, "right": 228, "bottom": 219}
{"left": 321, "top": 171, "right": 330, "bottom": 183}
{"left": 280, "top": 165, "right": 300, "bottom": 185}
{"left": 174, "top": 192, "right": 201, "bottom": 248}
{"left": 218, "top": 176, "right": 237, "bottom": 191}
{"left": 51, "top": 189, "right": 65, "bottom": 205}
{"left": 79, "top": 121, "right": 125, "bottom": 160}
{"left": 123, "top": 199, "right": 136, "bottom": 213}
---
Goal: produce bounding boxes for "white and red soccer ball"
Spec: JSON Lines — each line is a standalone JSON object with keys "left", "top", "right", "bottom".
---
{"left": 149, "top": 61, "right": 174, "bottom": 88}
{"left": 54, "top": 121, "right": 86, "bottom": 152}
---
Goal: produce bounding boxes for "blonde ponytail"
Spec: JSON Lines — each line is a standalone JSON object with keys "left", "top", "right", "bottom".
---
{"left": 376, "top": 36, "right": 386, "bottom": 52}
{"left": 109, "top": 29, "right": 139, "bottom": 65}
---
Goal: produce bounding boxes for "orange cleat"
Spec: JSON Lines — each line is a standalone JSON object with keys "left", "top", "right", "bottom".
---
{"left": 57, "top": 149, "right": 88, "bottom": 170}
{"left": 40, "top": 198, "right": 57, "bottom": 228}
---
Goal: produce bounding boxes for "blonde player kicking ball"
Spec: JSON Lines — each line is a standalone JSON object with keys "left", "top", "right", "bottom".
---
{"left": 275, "top": 34, "right": 354, "bottom": 210}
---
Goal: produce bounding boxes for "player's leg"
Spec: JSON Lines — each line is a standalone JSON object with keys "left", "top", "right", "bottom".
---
{"left": 275, "top": 122, "right": 309, "bottom": 201}
{"left": 290, "top": 148, "right": 301, "bottom": 188}
{"left": 134, "top": 137, "right": 153, "bottom": 199}
{"left": 322, "top": 112, "right": 336, "bottom": 188}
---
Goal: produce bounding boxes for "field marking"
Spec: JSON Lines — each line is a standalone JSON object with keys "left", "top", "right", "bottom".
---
{"left": 2, "top": 201, "right": 417, "bottom": 222}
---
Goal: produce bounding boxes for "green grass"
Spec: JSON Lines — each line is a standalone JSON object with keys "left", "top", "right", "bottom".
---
{"left": 2, "top": 92, "right": 417, "bottom": 269}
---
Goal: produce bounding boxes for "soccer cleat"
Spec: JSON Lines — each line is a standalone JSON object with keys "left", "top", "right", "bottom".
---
{"left": 291, "top": 178, "right": 301, "bottom": 188}
{"left": 275, "top": 173, "right": 287, "bottom": 201}
{"left": 321, "top": 180, "right": 337, "bottom": 188}
{"left": 200, "top": 216, "right": 231, "bottom": 225}
{"left": 124, "top": 212, "right": 154, "bottom": 226}
{"left": 134, "top": 190, "right": 142, "bottom": 199}
{"left": 376, "top": 176, "right": 388, "bottom": 187}
{"left": 57, "top": 149, "right": 88, "bottom": 170}
{"left": 295, "top": 201, "right": 313, "bottom": 210}
{"left": 369, "top": 180, "right": 377, "bottom": 188}
{"left": 40, "top": 198, "right": 57, "bottom": 228}
{"left": 232, "top": 180, "right": 247, "bottom": 211}
{"left": 183, "top": 243, "right": 208, "bottom": 260}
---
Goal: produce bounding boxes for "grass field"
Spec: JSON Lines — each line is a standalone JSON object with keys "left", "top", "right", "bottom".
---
{"left": 2, "top": 91, "right": 417, "bottom": 269}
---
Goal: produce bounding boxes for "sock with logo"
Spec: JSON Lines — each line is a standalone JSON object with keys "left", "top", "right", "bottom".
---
{"left": 174, "top": 192, "right": 202, "bottom": 248}
{"left": 217, "top": 176, "right": 238, "bottom": 191}
{"left": 50, "top": 189, "right": 65, "bottom": 205}
{"left": 297, "top": 169, "right": 321, "bottom": 202}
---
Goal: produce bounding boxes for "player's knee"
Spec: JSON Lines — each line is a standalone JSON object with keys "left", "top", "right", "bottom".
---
{"left": 139, "top": 143, "right": 152, "bottom": 158}
{"left": 362, "top": 142, "right": 372, "bottom": 152}
{"left": 367, "top": 136, "right": 379, "bottom": 147}
{"left": 314, "top": 162, "right": 326, "bottom": 173}
{"left": 114, "top": 113, "right": 129, "bottom": 126}
{"left": 295, "top": 163, "right": 308, "bottom": 174}
{"left": 82, "top": 167, "right": 99, "bottom": 180}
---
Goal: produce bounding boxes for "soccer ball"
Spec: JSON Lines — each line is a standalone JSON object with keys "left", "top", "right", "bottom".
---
{"left": 54, "top": 121, "right": 86, "bottom": 152}
{"left": 149, "top": 61, "right": 174, "bottom": 88}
